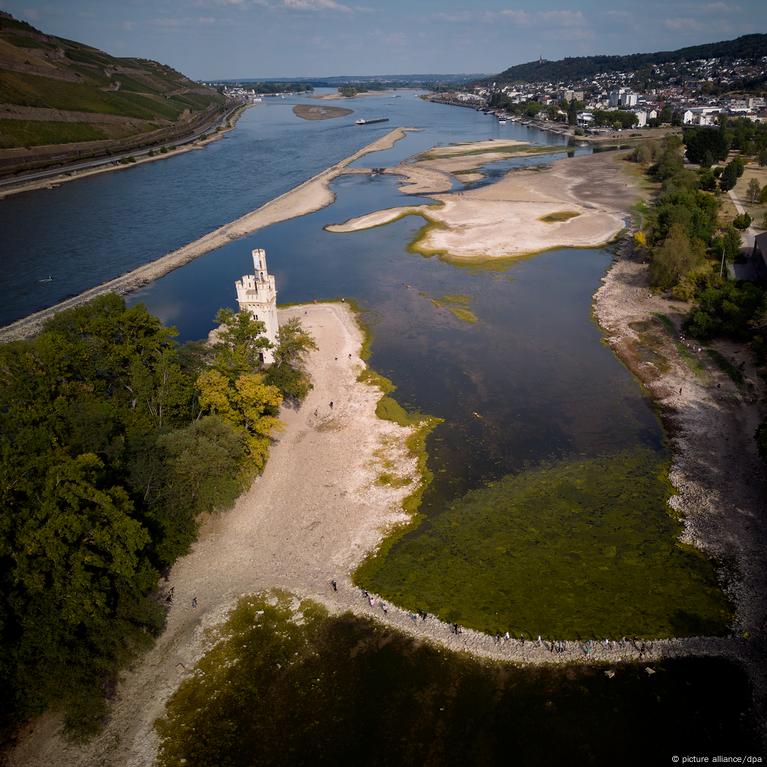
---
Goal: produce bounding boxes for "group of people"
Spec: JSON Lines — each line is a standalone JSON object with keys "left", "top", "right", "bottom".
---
{"left": 332, "top": 580, "right": 654, "bottom": 659}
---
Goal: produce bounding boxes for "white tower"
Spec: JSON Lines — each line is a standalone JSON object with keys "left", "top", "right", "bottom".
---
{"left": 235, "top": 248, "right": 279, "bottom": 364}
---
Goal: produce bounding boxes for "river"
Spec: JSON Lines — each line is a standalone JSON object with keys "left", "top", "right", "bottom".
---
{"left": 1, "top": 89, "right": 758, "bottom": 757}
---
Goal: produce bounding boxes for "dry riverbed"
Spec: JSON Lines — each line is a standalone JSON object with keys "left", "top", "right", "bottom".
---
{"left": 327, "top": 149, "right": 637, "bottom": 261}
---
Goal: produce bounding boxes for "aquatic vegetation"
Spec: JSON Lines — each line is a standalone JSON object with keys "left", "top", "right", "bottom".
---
{"left": 429, "top": 293, "right": 479, "bottom": 324}
{"left": 155, "top": 591, "right": 758, "bottom": 767}
{"left": 539, "top": 211, "right": 581, "bottom": 223}
{"left": 356, "top": 449, "right": 731, "bottom": 638}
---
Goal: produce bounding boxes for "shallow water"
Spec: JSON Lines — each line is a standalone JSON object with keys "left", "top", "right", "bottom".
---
{"left": 156, "top": 593, "right": 762, "bottom": 767}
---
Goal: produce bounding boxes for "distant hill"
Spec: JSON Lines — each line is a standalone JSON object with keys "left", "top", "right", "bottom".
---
{"left": 0, "top": 11, "right": 227, "bottom": 174}
{"left": 489, "top": 34, "right": 767, "bottom": 84}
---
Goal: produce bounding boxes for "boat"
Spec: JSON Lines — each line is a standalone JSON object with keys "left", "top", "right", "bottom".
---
{"left": 355, "top": 117, "right": 389, "bottom": 125}
{"left": 38, "top": 275, "right": 53, "bottom": 283}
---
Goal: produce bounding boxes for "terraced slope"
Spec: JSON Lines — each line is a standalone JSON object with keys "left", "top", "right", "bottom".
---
{"left": 0, "top": 11, "right": 228, "bottom": 174}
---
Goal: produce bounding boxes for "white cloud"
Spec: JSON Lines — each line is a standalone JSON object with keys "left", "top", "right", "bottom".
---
{"left": 501, "top": 8, "right": 587, "bottom": 26}
{"left": 282, "top": 0, "right": 353, "bottom": 11}
{"left": 700, "top": 1, "right": 741, "bottom": 12}
{"left": 664, "top": 16, "right": 703, "bottom": 31}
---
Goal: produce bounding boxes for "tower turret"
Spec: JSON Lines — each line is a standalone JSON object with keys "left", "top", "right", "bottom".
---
{"left": 235, "top": 248, "right": 279, "bottom": 364}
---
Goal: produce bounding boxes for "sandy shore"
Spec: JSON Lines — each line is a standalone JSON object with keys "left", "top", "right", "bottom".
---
{"left": 327, "top": 150, "right": 637, "bottom": 260}
{"left": 0, "top": 127, "right": 413, "bottom": 344}
{"left": 9, "top": 303, "right": 419, "bottom": 767}
{"left": 0, "top": 106, "right": 248, "bottom": 201}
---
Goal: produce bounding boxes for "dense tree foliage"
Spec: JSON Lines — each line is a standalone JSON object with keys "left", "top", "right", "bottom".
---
{"left": 684, "top": 282, "right": 766, "bottom": 341}
{"left": 683, "top": 127, "right": 728, "bottom": 166}
{"left": 488, "top": 34, "right": 767, "bottom": 84}
{"left": 0, "top": 295, "right": 315, "bottom": 739}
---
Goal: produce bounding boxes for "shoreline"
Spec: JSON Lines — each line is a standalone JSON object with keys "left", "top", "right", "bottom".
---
{"left": 11, "top": 295, "right": 761, "bottom": 767}
{"left": 593, "top": 238, "right": 767, "bottom": 730}
{"left": 9, "top": 302, "right": 420, "bottom": 767}
{"left": 0, "top": 105, "right": 249, "bottom": 201}
{"left": 0, "top": 127, "right": 414, "bottom": 344}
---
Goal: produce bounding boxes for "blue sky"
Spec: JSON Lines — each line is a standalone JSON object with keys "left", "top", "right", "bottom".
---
{"left": 3, "top": 1, "right": 765, "bottom": 79}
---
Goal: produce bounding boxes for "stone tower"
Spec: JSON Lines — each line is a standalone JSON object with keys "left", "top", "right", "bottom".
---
{"left": 235, "top": 248, "right": 279, "bottom": 364}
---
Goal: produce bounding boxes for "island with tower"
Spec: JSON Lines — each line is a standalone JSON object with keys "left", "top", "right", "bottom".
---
{"left": 235, "top": 248, "right": 279, "bottom": 364}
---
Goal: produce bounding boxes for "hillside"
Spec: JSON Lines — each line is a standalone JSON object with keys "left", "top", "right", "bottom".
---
{"left": 0, "top": 11, "right": 228, "bottom": 175}
{"left": 491, "top": 33, "right": 767, "bottom": 83}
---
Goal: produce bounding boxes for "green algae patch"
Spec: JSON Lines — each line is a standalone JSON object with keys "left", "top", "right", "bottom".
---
{"left": 155, "top": 591, "right": 759, "bottom": 767}
{"left": 357, "top": 449, "right": 732, "bottom": 639}
{"left": 539, "top": 210, "right": 581, "bottom": 223}
{"left": 428, "top": 293, "right": 478, "bottom": 324}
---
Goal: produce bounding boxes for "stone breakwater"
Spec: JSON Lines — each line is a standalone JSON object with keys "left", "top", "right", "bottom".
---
{"left": 310, "top": 579, "right": 746, "bottom": 668}
{"left": 0, "top": 127, "right": 415, "bottom": 344}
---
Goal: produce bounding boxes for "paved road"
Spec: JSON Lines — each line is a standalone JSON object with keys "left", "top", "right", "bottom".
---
{"left": 0, "top": 104, "right": 242, "bottom": 189}
{"left": 728, "top": 188, "right": 756, "bottom": 251}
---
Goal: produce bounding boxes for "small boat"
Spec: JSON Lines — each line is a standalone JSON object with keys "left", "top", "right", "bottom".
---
{"left": 355, "top": 117, "right": 389, "bottom": 125}
{"left": 38, "top": 275, "right": 53, "bottom": 282}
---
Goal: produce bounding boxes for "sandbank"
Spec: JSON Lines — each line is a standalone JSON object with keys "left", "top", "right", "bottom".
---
{"left": 327, "top": 150, "right": 636, "bottom": 260}
{"left": 292, "top": 104, "right": 353, "bottom": 121}
{"left": 0, "top": 127, "right": 415, "bottom": 343}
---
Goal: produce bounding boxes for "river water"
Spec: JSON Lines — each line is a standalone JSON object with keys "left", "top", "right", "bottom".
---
{"left": 1, "top": 90, "right": 758, "bottom": 752}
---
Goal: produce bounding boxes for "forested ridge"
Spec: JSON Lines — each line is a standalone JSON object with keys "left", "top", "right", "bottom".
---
{"left": 0, "top": 295, "right": 315, "bottom": 742}
{"left": 489, "top": 34, "right": 767, "bottom": 84}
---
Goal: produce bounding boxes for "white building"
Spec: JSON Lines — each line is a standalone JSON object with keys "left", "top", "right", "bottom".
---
{"left": 235, "top": 248, "right": 279, "bottom": 364}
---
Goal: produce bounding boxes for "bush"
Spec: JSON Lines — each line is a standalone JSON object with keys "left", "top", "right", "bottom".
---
{"left": 733, "top": 213, "right": 752, "bottom": 230}
{"left": 649, "top": 224, "right": 706, "bottom": 291}
{"left": 684, "top": 282, "right": 766, "bottom": 340}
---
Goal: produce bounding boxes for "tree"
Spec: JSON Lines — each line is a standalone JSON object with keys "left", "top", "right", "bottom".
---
{"left": 567, "top": 99, "right": 578, "bottom": 126}
{"left": 683, "top": 127, "right": 728, "bottom": 165}
{"left": 747, "top": 178, "right": 761, "bottom": 203}
{"left": 759, "top": 148, "right": 767, "bottom": 167}
{"left": 265, "top": 318, "right": 318, "bottom": 403}
{"left": 211, "top": 308, "right": 271, "bottom": 379}
{"left": 154, "top": 417, "right": 248, "bottom": 561}
{"left": 649, "top": 223, "right": 706, "bottom": 290}
{"left": 196, "top": 369, "right": 282, "bottom": 469}
{"left": 733, "top": 213, "right": 752, "bottom": 230}
{"left": 719, "top": 162, "right": 738, "bottom": 192}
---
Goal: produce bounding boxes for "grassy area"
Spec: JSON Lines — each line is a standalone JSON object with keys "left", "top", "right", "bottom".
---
{"left": 154, "top": 592, "right": 759, "bottom": 767}
{"left": 539, "top": 210, "right": 581, "bottom": 223}
{"left": 356, "top": 448, "right": 731, "bottom": 638}
{"left": 0, "top": 119, "right": 107, "bottom": 148}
